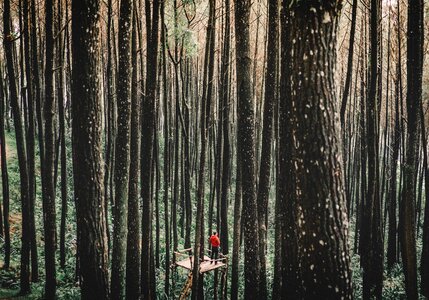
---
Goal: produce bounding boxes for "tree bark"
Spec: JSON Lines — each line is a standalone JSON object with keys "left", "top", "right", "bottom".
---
{"left": 126, "top": 6, "right": 141, "bottom": 299}
{"left": 0, "top": 66, "right": 11, "bottom": 270}
{"left": 362, "top": 0, "right": 383, "bottom": 298}
{"left": 3, "top": 0, "right": 31, "bottom": 293}
{"left": 400, "top": 0, "right": 423, "bottom": 298}
{"left": 256, "top": 0, "right": 278, "bottom": 297}
{"left": 71, "top": 0, "right": 110, "bottom": 297}
{"left": 234, "top": 0, "right": 261, "bottom": 297}
{"left": 283, "top": 1, "right": 353, "bottom": 298}
{"left": 110, "top": 0, "right": 133, "bottom": 298}
{"left": 141, "top": 0, "right": 160, "bottom": 297}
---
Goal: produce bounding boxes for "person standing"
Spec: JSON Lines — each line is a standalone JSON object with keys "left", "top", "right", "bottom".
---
{"left": 209, "top": 232, "right": 220, "bottom": 264}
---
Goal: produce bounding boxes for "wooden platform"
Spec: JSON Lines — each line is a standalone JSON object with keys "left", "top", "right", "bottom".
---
{"left": 175, "top": 255, "right": 226, "bottom": 273}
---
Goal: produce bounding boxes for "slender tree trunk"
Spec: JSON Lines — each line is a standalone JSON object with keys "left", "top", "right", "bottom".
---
{"left": 161, "top": 1, "right": 171, "bottom": 295}
{"left": 363, "top": 0, "right": 383, "bottom": 298}
{"left": 42, "top": 0, "right": 58, "bottom": 294}
{"left": 256, "top": 0, "right": 278, "bottom": 297}
{"left": 230, "top": 155, "right": 242, "bottom": 300}
{"left": 234, "top": 0, "right": 261, "bottom": 297}
{"left": 56, "top": 0, "right": 68, "bottom": 270}
{"left": 191, "top": 1, "right": 215, "bottom": 297}
{"left": 421, "top": 101, "right": 429, "bottom": 298}
{"left": 0, "top": 67, "right": 11, "bottom": 270}
{"left": 24, "top": 0, "right": 39, "bottom": 281}
{"left": 30, "top": 1, "right": 44, "bottom": 281}
{"left": 141, "top": 0, "right": 160, "bottom": 297}
{"left": 126, "top": 6, "right": 141, "bottom": 299}
{"left": 3, "top": 0, "right": 31, "bottom": 293}
{"left": 219, "top": 0, "right": 231, "bottom": 261}
{"left": 110, "top": 0, "right": 133, "bottom": 298}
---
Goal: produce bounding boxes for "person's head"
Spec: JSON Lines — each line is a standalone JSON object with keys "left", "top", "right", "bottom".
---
{"left": 213, "top": 231, "right": 217, "bottom": 236}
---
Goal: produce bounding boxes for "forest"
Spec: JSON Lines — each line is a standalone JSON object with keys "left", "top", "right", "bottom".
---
{"left": 0, "top": 0, "right": 428, "bottom": 299}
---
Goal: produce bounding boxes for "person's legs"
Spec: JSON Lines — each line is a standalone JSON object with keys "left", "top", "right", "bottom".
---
{"left": 210, "top": 246, "right": 214, "bottom": 264}
{"left": 214, "top": 247, "right": 218, "bottom": 264}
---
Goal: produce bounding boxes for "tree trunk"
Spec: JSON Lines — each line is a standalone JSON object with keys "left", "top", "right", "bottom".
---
{"left": 3, "top": 0, "right": 31, "bottom": 293}
{"left": 256, "top": 0, "right": 278, "bottom": 297}
{"left": 24, "top": 0, "right": 39, "bottom": 281}
{"left": 234, "top": 0, "right": 261, "bottom": 297}
{"left": 283, "top": 2, "right": 353, "bottom": 298}
{"left": 161, "top": 1, "right": 171, "bottom": 295}
{"left": 126, "top": 6, "right": 141, "bottom": 299}
{"left": 362, "top": 0, "right": 383, "bottom": 298}
{"left": 191, "top": 1, "right": 215, "bottom": 297}
{"left": 400, "top": 0, "right": 423, "bottom": 298}
{"left": 279, "top": 6, "right": 301, "bottom": 298}
{"left": 230, "top": 154, "right": 242, "bottom": 300}
{"left": 71, "top": 0, "right": 110, "bottom": 296}
{"left": 141, "top": 0, "right": 160, "bottom": 297}
{"left": 110, "top": 0, "right": 133, "bottom": 298}
{"left": 0, "top": 66, "right": 11, "bottom": 270}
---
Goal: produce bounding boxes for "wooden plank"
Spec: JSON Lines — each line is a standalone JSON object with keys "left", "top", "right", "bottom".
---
{"left": 175, "top": 255, "right": 226, "bottom": 273}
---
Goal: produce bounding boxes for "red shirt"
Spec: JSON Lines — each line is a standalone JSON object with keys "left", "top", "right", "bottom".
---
{"left": 210, "top": 235, "right": 220, "bottom": 247}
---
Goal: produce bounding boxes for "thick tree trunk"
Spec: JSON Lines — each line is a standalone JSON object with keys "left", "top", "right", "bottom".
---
{"left": 279, "top": 5, "right": 301, "bottom": 298}
{"left": 400, "top": 0, "right": 423, "bottom": 298}
{"left": 71, "top": 0, "right": 110, "bottom": 297}
{"left": 283, "top": 2, "right": 353, "bottom": 298}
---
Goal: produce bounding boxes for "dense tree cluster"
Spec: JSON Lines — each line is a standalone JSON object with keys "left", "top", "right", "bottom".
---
{"left": 0, "top": 0, "right": 428, "bottom": 299}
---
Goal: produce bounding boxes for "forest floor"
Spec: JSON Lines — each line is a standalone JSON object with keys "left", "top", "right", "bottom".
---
{"left": 0, "top": 130, "right": 421, "bottom": 299}
{"left": 0, "top": 131, "right": 79, "bottom": 299}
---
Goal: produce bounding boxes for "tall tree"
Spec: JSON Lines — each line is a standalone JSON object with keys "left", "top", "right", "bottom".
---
{"left": 0, "top": 66, "right": 11, "bottom": 270}
{"left": 234, "top": 0, "right": 261, "bottom": 297}
{"left": 43, "top": 0, "right": 58, "bottom": 296}
{"left": 279, "top": 4, "right": 301, "bottom": 297}
{"left": 141, "top": 0, "right": 160, "bottom": 297}
{"left": 126, "top": 6, "right": 141, "bottom": 299}
{"left": 362, "top": 0, "right": 383, "bottom": 298}
{"left": 219, "top": 0, "right": 231, "bottom": 260}
{"left": 3, "top": 0, "right": 32, "bottom": 293}
{"left": 23, "top": 0, "right": 39, "bottom": 281}
{"left": 386, "top": 0, "right": 403, "bottom": 270}
{"left": 282, "top": 1, "right": 353, "bottom": 298}
{"left": 400, "top": 0, "right": 423, "bottom": 298}
{"left": 71, "top": 0, "right": 110, "bottom": 297}
{"left": 57, "top": 0, "right": 68, "bottom": 270}
{"left": 191, "top": 0, "right": 216, "bottom": 298}
{"left": 257, "top": 0, "right": 279, "bottom": 297}
{"left": 110, "top": 0, "right": 133, "bottom": 298}
{"left": 160, "top": 0, "right": 171, "bottom": 295}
